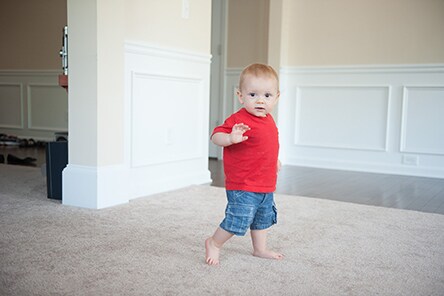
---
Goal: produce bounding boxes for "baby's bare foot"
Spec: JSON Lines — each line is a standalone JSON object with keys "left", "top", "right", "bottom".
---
{"left": 253, "top": 249, "right": 284, "bottom": 260}
{"left": 205, "top": 237, "right": 220, "bottom": 265}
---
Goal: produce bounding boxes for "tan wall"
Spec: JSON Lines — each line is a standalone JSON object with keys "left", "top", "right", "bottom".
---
{"left": 283, "top": 0, "right": 444, "bottom": 66}
{"left": 227, "top": 0, "right": 269, "bottom": 68}
{"left": 3, "top": 0, "right": 443, "bottom": 70}
{"left": 268, "top": 0, "right": 283, "bottom": 72}
{"left": 125, "top": 0, "right": 211, "bottom": 53}
{"left": 0, "top": 0, "right": 210, "bottom": 70}
{"left": 0, "top": 0, "right": 67, "bottom": 70}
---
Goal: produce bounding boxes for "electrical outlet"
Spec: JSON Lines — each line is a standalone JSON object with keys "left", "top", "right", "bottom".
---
{"left": 402, "top": 155, "right": 418, "bottom": 166}
{"left": 182, "top": 0, "right": 190, "bottom": 19}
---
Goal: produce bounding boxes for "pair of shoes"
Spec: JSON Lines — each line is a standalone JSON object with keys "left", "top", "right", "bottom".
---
{"left": 0, "top": 154, "right": 4, "bottom": 163}
{"left": 6, "top": 154, "right": 37, "bottom": 166}
{"left": 0, "top": 134, "right": 19, "bottom": 146}
{"left": 18, "top": 138, "right": 36, "bottom": 147}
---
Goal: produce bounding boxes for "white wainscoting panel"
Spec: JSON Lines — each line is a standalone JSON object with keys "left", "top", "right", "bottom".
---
{"left": 401, "top": 86, "right": 444, "bottom": 155}
{"left": 295, "top": 86, "right": 389, "bottom": 151}
{"left": 131, "top": 73, "right": 204, "bottom": 167}
{"left": 124, "top": 42, "right": 212, "bottom": 200}
{"left": 0, "top": 83, "right": 23, "bottom": 129}
{"left": 0, "top": 71, "right": 67, "bottom": 140}
{"left": 28, "top": 84, "right": 68, "bottom": 131}
{"left": 277, "top": 65, "right": 444, "bottom": 178}
{"left": 224, "top": 68, "right": 242, "bottom": 119}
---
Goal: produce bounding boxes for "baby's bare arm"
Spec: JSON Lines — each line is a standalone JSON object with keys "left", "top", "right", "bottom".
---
{"left": 211, "top": 123, "right": 250, "bottom": 147}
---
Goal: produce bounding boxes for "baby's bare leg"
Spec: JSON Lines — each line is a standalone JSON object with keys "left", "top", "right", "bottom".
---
{"left": 251, "top": 229, "right": 283, "bottom": 260}
{"left": 205, "top": 227, "right": 234, "bottom": 265}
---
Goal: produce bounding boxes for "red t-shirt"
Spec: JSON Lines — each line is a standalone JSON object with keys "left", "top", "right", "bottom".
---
{"left": 212, "top": 108, "right": 279, "bottom": 193}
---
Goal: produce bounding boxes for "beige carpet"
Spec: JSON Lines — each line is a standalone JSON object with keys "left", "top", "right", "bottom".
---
{"left": 1, "top": 164, "right": 443, "bottom": 295}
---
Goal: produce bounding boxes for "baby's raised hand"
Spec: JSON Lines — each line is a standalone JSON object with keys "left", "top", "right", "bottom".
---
{"left": 229, "top": 123, "right": 250, "bottom": 144}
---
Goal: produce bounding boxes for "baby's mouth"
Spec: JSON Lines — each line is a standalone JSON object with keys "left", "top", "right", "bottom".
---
{"left": 255, "top": 107, "right": 265, "bottom": 111}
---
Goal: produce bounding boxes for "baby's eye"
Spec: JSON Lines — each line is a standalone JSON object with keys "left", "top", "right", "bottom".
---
{"left": 265, "top": 93, "right": 272, "bottom": 98}
{"left": 248, "top": 92, "right": 256, "bottom": 97}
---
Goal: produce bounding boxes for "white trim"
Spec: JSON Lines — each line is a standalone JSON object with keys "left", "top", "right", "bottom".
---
{"left": 285, "top": 156, "right": 444, "bottom": 179}
{"left": 224, "top": 68, "right": 242, "bottom": 119}
{"left": 400, "top": 85, "right": 444, "bottom": 156}
{"left": 27, "top": 83, "right": 68, "bottom": 132}
{"left": 0, "top": 82, "right": 24, "bottom": 129}
{"left": 63, "top": 164, "right": 130, "bottom": 209}
{"left": 128, "top": 167, "right": 212, "bottom": 200}
{"left": 293, "top": 85, "right": 391, "bottom": 152}
{"left": 124, "top": 41, "right": 212, "bottom": 64}
{"left": 0, "top": 70, "right": 63, "bottom": 76}
{"left": 129, "top": 71, "right": 206, "bottom": 167}
{"left": 280, "top": 64, "right": 444, "bottom": 74}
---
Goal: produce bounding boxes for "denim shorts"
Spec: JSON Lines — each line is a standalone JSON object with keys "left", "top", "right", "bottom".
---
{"left": 219, "top": 190, "right": 277, "bottom": 236}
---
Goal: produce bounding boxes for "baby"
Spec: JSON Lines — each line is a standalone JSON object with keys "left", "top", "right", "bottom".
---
{"left": 205, "top": 63, "right": 283, "bottom": 265}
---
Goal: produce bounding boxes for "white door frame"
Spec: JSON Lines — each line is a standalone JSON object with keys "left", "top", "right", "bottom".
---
{"left": 209, "top": 0, "right": 228, "bottom": 159}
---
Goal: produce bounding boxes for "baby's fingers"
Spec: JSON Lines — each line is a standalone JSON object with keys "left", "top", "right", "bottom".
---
{"left": 232, "top": 123, "right": 250, "bottom": 132}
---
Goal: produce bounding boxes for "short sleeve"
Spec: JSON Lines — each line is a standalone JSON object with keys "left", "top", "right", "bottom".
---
{"left": 211, "top": 113, "right": 238, "bottom": 138}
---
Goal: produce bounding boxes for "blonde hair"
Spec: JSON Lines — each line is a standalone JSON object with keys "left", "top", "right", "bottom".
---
{"left": 239, "top": 63, "right": 279, "bottom": 92}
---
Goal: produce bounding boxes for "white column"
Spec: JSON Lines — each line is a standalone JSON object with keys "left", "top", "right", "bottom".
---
{"left": 63, "top": 0, "right": 126, "bottom": 209}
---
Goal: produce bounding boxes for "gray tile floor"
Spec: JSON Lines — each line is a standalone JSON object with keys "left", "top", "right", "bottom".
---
{"left": 209, "top": 158, "right": 444, "bottom": 215}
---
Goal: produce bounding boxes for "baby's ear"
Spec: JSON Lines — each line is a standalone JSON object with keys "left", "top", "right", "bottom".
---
{"left": 237, "top": 89, "right": 244, "bottom": 104}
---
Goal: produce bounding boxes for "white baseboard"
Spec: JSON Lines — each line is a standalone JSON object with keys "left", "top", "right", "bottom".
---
{"left": 285, "top": 156, "right": 444, "bottom": 179}
{"left": 63, "top": 164, "right": 130, "bottom": 209}
{"left": 129, "top": 168, "right": 212, "bottom": 200}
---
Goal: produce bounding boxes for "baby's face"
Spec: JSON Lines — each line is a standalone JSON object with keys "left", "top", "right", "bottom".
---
{"left": 238, "top": 75, "right": 279, "bottom": 117}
